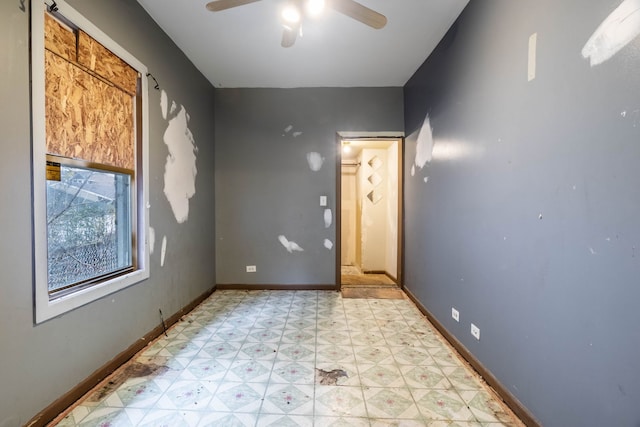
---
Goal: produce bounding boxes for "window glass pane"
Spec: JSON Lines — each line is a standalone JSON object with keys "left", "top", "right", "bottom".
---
{"left": 46, "top": 165, "right": 132, "bottom": 293}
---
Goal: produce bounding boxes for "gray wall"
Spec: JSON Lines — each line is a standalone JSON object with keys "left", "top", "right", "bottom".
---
{"left": 403, "top": 1, "right": 640, "bottom": 425}
{"left": 215, "top": 88, "right": 403, "bottom": 285}
{"left": 0, "top": 0, "right": 215, "bottom": 424}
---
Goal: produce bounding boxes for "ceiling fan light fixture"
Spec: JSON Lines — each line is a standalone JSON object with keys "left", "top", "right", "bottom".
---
{"left": 306, "top": 0, "right": 325, "bottom": 17}
{"left": 281, "top": 4, "right": 301, "bottom": 24}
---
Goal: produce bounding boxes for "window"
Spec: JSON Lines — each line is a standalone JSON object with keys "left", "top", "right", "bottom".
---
{"left": 46, "top": 160, "right": 133, "bottom": 296}
{"left": 32, "top": 1, "right": 149, "bottom": 323}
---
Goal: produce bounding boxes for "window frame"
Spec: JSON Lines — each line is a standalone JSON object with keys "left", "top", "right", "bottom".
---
{"left": 45, "top": 154, "right": 136, "bottom": 297}
{"left": 32, "top": 0, "right": 150, "bottom": 323}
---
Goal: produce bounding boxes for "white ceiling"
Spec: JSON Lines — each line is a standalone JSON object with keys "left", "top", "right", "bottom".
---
{"left": 136, "top": 0, "right": 469, "bottom": 88}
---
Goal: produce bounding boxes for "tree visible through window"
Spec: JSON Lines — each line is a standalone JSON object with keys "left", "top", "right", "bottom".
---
{"left": 46, "top": 164, "right": 132, "bottom": 294}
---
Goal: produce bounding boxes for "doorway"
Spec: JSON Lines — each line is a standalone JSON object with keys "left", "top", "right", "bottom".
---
{"left": 337, "top": 137, "right": 403, "bottom": 288}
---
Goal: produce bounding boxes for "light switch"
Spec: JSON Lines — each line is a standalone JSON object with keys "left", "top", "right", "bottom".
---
{"left": 320, "top": 196, "right": 327, "bottom": 206}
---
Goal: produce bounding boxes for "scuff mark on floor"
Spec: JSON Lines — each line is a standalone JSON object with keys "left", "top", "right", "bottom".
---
{"left": 315, "top": 368, "right": 348, "bottom": 385}
{"left": 87, "top": 362, "right": 169, "bottom": 403}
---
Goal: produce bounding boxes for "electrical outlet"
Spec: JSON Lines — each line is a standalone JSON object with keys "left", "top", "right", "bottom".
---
{"left": 451, "top": 307, "right": 460, "bottom": 322}
{"left": 246, "top": 265, "right": 256, "bottom": 273}
{"left": 471, "top": 323, "right": 480, "bottom": 340}
{"left": 320, "top": 196, "right": 327, "bottom": 206}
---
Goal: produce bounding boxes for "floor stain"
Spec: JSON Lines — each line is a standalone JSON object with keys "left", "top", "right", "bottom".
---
{"left": 486, "top": 396, "right": 515, "bottom": 424}
{"left": 315, "top": 368, "right": 348, "bottom": 385}
{"left": 342, "top": 287, "right": 405, "bottom": 299}
{"left": 341, "top": 273, "right": 396, "bottom": 286}
{"left": 87, "top": 362, "right": 169, "bottom": 402}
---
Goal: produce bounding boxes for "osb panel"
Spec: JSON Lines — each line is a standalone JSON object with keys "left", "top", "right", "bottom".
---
{"left": 44, "top": 13, "right": 76, "bottom": 61}
{"left": 45, "top": 50, "right": 135, "bottom": 170}
{"left": 77, "top": 30, "right": 138, "bottom": 95}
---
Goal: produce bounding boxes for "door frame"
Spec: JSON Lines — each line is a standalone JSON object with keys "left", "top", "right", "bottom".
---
{"left": 335, "top": 132, "right": 405, "bottom": 290}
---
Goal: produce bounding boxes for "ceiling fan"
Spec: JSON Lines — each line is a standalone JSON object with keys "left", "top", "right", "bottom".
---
{"left": 205, "top": 0, "right": 387, "bottom": 48}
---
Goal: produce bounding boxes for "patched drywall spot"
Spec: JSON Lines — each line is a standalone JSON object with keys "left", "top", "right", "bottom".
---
{"left": 528, "top": 33, "right": 537, "bottom": 81}
{"left": 432, "top": 139, "right": 485, "bottom": 161}
{"left": 324, "top": 209, "right": 333, "bottom": 228}
{"left": 411, "top": 165, "right": 415, "bottom": 176}
{"left": 423, "top": 177, "right": 429, "bottom": 183}
{"left": 582, "top": 0, "right": 640, "bottom": 66}
{"left": 293, "top": 131, "right": 303, "bottom": 137}
{"left": 415, "top": 115, "right": 434, "bottom": 170}
{"left": 622, "top": 109, "right": 640, "bottom": 127}
{"left": 149, "top": 227, "right": 156, "bottom": 254}
{"left": 162, "top": 90, "right": 198, "bottom": 224}
{"left": 589, "top": 247, "right": 597, "bottom": 255}
{"left": 160, "top": 91, "right": 168, "bottom": 120}
{"left": 307, "top": 152, "right": 325, "bottom": 171}
{"left": 324, "top": 239, "right": 334, "bottom": 250}
{"left": 160, "top": 235, "right": 167, "bottom": 267}
{"left": 278, "top": 235, "right": 304, "bottom": 253}
{"left": 284, "top": 125, "right": 293, "bottom": 133}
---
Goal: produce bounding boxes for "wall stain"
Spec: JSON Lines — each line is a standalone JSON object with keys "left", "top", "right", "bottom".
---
{"left": 619, "top": 384, "right": 627, "bottom": 396}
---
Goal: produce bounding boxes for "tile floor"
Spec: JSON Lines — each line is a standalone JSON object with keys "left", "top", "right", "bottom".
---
{"left": 53, "top": 290, "right": 522, "bottom": 427}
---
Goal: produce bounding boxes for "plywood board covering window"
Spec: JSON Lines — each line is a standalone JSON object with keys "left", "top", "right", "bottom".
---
{"left": 44, "top": 13, "right": 76, "bottom": 61}
{"left": 77, "top": 30, "right": 138, "bottom": 95}
{"left": 44, "top": 13, "right": 136, "bottom": 170}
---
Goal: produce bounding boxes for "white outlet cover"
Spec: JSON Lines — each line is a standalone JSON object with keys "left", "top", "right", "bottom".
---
{"left": 471, "top": 323, "right": 480, "bottom": 340}
{"left": 320, "top": 196, "right": 327, "bottom": 206}
{"left": 246, "top": 265, "right": 256, "bottom": 272}
{"left": 451, "top": 308, "right": 459, "bottom": 322}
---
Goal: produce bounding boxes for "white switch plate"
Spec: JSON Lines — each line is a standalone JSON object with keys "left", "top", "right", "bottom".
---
{"left": 471, "top": 323, "right": 480, "bottom": 340}
{"left": 451, "top": 307, "right": 459, "bottom": 322}
{"left": 320, "top": 196, "right": 327, "bottom": 206}
{"left": 246, "top": 265, "right": 256, "bottom": 273}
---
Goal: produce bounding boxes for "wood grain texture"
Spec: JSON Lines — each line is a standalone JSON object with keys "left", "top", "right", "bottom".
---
{"left": 45, "top": 50, "right": 135, "bottom": 170}
{"left": 45, "top": 13, "right": 76, "bottom": 61}
{"left": 78, "top": 30, "right": 138, "bottom": 96}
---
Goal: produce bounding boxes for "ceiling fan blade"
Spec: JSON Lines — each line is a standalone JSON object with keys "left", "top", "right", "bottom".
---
{"left": 281, "top": 26, "right": 298, "bottom": 48}
{"left": 330, "top": 0, "right": 387, "bottom": 29}
{"left": 206, "top": 0, "right": 262, "bottom": 12}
